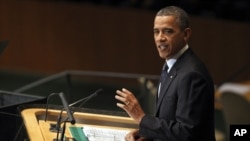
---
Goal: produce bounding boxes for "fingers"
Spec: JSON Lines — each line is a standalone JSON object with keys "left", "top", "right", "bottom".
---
{"left": 125, "top": 134, "right": 135, "bottom": 141}
{"left": 115, "top": 88, "right": 145, "bottom": 123}
{"left": 121, "top": 88, "right": 132, "bottom": 94}
{"left": 136, "top": 137, "right": 147, "bottom": 141}
{"left": 115, "top": 88, "right": 132, "bottom": 107}
{"left": 116, "top": 88, "right": 132, "bottom": 97}
{"left": 125, "top": 129, "right": 139, "bottom": 141}
{"left": 125, "top": 129, "right": 147, "bottom": 141}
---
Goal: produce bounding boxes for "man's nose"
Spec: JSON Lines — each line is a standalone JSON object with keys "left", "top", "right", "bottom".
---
{"left": 158, "top": 33, "right": 166, "bottom": 41}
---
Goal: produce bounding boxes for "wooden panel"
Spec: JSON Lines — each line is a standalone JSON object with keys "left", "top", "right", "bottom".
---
{"left": 0, "top": 0, "right": 250, "bottom": 85}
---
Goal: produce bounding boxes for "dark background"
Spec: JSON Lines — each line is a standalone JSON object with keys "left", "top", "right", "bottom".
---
{"left": 0, "top": 0, "right": 249, "bottom": 140}
{"left": 0, "top": 0, "right": 250, "bottom": 85}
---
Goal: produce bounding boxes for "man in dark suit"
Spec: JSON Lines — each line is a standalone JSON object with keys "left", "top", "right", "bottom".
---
{"left": 115, "top": 6, "right": 215, "bottom": 141}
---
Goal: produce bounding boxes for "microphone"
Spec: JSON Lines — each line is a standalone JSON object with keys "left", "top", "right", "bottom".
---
{"left": 53, "top": 92, "right": 76, "bottom": 141}
{"left": 45, "top": 93, "right": 60, "bottom": 122}
{"left": 54, "top": 89, "right": 103, "bottom": 141}
{"left": 58, "top": 92, "right": 75, "bottom": 124}
{"left": 69, "top": 88, "right": 103, "bottom": 107}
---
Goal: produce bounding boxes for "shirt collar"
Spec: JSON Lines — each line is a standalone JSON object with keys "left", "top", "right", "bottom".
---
{"left": 165, "top": 44, "right": 189, "bottom": 72}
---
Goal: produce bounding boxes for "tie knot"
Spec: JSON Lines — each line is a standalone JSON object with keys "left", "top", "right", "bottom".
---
{"left": 163, "top": 63, "right": 168, "bottom": 72}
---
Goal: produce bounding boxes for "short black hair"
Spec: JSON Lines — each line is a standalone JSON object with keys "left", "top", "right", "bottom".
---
{"left": 156, "top": 6, "right": 189, "bottom": 30}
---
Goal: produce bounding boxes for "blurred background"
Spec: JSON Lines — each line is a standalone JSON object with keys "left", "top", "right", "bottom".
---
{"left": 0, "top": 0, "right": 250, "bottom": 141}
{"left": 0, "top": 0, "right": 250, "bottom": 83}
{"left": 54, "top": 0, "right": 250, "bottom": 22}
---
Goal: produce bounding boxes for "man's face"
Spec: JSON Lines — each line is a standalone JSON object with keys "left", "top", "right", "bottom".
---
{"left": 153, "top": 15, "right": 190, "bottom": 60}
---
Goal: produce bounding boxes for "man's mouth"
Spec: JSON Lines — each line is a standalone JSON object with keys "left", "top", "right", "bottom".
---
{"left": 158, "top": 45, "right": 167, "bottom": 50}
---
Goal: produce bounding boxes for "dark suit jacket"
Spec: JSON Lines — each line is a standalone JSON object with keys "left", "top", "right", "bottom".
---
{"left": 139, "top": 48, "right": 215, "bottom": 141}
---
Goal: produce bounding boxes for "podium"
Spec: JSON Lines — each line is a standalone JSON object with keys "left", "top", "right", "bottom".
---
{"left": 20, "top": 105, "right": 138, "bottom": 141}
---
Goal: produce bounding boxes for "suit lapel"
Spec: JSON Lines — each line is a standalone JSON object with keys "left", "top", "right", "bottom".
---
{"left": 155, "top": 49, "right": 192, "bottom": 116}
{"left": 156, "top": 68, "right": 177, "bottom": 114}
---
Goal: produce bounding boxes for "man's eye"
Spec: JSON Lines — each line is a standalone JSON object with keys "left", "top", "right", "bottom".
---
{"left": 163, "top": 30, "right": 173, "bottom": 34}
{"left": 153, "top": 30, "right": 159, "bottom": 34}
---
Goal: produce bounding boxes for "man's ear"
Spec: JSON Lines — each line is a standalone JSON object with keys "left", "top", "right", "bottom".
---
{"left": 184, "top": 28, "right": 192, "bottom": 41}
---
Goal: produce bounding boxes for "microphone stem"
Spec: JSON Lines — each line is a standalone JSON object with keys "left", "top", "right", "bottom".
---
{"left": 60, "top": 121, "right": 66, "bottom": 141}
{"left": 78, "top": 94, "right": 96, "bottom": 108}
{"left": 59, "top": 92, "right": 75, "bottom": 124}
{"left": 45, "top": 93, "right": 60, "bottom": 122}
{"left": 68, "top": 97, "right": 88, "bottom": 107}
